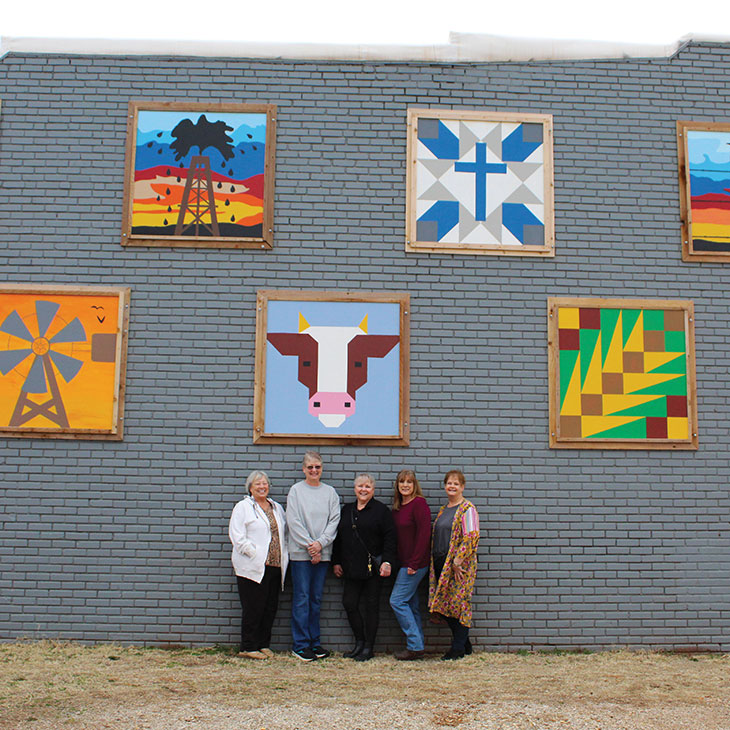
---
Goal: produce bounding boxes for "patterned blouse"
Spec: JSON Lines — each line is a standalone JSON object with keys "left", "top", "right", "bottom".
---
{"left": 264, "top": 507, "right": 281, "bottom": 568}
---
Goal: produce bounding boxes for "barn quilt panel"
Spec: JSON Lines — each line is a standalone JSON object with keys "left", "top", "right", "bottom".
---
{"left": 0, "top": 285, "right": 129, "bottom": 440}
{"left": 548, "top": 298, "right": 697, "bottom": 450}
{"left": 122, "top": 102, "right": 276, "bottom": 249}
{"left": 406, "top": 109, "right": 554, "bottom": 256}
{"left": 254, "top": 291, "right": 410, "bottom": 445}
{"left": 678, "top": 120, "right": 730, "bottom": 261}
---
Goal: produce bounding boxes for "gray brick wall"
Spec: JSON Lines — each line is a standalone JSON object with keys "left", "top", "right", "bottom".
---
{"left": 1, "top": 42, "right": 729, "bottom": 651}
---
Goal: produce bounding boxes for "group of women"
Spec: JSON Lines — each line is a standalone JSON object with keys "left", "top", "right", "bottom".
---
{"left": 228, "top": 465, "right": 480, "bottom": 661}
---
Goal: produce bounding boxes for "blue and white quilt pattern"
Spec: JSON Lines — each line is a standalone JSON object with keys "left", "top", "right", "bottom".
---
{"left": 415, "top": 118, "right": 546, "bottom": 247}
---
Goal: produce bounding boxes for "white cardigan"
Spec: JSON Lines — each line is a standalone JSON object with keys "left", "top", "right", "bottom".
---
{"left": 228, "top": 496, "right": 288, "bottom": 587}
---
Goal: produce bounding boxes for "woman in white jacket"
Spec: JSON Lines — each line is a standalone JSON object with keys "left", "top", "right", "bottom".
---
{"left": 229, "top": 470, "right": 289, "bottom": 659}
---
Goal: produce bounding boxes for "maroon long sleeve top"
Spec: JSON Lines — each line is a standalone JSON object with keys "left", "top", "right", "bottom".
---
{"left": 392, "top": 496, "right": 432, "bottom": 570}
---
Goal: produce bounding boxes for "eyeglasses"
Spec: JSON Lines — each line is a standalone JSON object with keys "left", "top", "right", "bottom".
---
{"left": 306, "top": 465, "right": 322, "bottom": 471}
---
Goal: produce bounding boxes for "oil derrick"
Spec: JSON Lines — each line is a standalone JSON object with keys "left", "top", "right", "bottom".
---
{"left": 174, "top": 155, "right": 220, "bottom": 237}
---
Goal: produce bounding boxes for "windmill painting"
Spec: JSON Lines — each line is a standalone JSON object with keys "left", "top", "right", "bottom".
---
{"left": 122, "top": 102, "right": 276, "bottom": 249}
{"left": 0, "top": 286, "right": 130, "bottom": 440}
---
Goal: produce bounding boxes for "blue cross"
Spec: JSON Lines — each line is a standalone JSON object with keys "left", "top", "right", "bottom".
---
{"left": 454, "top": 143, "right": 507, "bottom": 221}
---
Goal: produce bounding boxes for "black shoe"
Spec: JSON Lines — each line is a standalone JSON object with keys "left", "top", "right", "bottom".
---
{"left": 354, "top": 646, "right": 374, "bottom": 661}
{"left": 343, "top": 641, "right": 365, "bottom": 659}
{"left": 465, "top": 638, "right": 472, "bottom": 655}
{"left": 291, "top": 648, "right": 317, "bottom": 662}
{"left": 312, "top": 645, "right": 330, "bottom": 659}
{"left": 441, "top": 649, "right": 465, "bottom": 661}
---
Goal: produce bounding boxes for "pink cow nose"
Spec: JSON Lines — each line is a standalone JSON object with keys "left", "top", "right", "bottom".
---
{"left": 309, "top": 392, "right": 356, "bottom": 427}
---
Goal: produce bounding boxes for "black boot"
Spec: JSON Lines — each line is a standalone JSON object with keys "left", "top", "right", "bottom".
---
{"left": 465, "top": 637, "right": 472, "bottom": 655}
{"left": 354, "top": 645, "right": 374, "bottom": 661}
{"left": 344, "top": 640, "right": 365, "bottom": 659}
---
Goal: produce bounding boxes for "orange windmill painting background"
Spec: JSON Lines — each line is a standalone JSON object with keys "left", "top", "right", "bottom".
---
{"left": 0, "top": 286, "right": 130, "bottom": 439}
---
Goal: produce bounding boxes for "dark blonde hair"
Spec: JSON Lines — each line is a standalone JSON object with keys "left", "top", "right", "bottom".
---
{"left": 392, "top": 469, "right": 423, "bottom": 510}
{"left": 444, "top": 469, "right": 466, "bottom": 487}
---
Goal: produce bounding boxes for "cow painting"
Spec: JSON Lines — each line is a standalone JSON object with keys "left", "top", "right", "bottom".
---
{"left": 267, "top": 313, "right": 400, "bottom": 428}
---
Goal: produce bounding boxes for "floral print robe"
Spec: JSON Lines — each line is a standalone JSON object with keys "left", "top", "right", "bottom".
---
{"left": 428, "top": 499, "right": 480, "bottom": 627}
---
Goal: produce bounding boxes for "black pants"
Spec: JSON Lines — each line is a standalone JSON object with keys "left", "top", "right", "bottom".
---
{"left": 342, "top": 576, "right": 381, "bottom": 648}
{"left": 433, "top": 554, "right": 469, "bottom": 653}
{"left": 236, "top": 566, "right": 281, "bottom": 651}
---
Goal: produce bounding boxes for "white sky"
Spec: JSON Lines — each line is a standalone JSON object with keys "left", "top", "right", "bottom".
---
{"left": 2, "top": 0, "right": 730, "bottom": 47}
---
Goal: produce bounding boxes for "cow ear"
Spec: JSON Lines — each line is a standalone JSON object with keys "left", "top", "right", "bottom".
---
{"left": 299, "top": 313, "right": 310, "bottom": 332}
{"left": 358, "top": 315, "right": 368, "bottom": 333}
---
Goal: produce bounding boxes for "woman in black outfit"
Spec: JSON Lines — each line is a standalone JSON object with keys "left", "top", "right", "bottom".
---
{"left": 333, "top": 473, "right": 397, "bottom": 661}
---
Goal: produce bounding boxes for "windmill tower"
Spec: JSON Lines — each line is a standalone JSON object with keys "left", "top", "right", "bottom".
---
{"left": 0, "top": 300, "right": 87, "bottom": 428}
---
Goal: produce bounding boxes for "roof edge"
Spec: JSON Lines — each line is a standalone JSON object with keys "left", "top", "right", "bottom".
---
{"left": 0, "top": 32, "right": 718, "bottom": 63}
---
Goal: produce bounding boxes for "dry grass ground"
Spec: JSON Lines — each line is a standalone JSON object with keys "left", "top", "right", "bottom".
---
{"left": 1, "top": 641, "right": 729, "bottom": 730}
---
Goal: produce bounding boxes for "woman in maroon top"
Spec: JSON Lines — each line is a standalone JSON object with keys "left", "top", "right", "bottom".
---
{"left": 389, "top": 469, "right": 432, "bottom": 660}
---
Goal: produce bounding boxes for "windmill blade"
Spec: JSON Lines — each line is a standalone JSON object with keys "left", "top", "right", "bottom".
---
{"left": 49, "top": 350, "right": 84, "bottom": 383}
{"left": 22, "top": 355, "right": 47, "bottom": 394}
{"left": 0, "top": 348, "right": 32, "bottom": 375}
{"left": 0, "top": 310, "right": 34, "bottom": 342}
{"left": 35, "top": 300, "right": 60, "bottom": 338}
{"left": 50, "top": 318, "right": 86, "bottom": 345}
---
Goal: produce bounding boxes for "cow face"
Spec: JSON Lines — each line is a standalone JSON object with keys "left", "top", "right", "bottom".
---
{"left": 267, "top": 314, "right": 399, "bottom": 428}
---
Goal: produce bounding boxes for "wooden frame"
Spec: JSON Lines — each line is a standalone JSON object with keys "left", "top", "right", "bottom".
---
{"left": 677, "top": 120, "right": 730, "bottom": 262}
{"left": 406, "top": 108, "right": 554, "bottom": 256}
{"left": 548, "top": 297, "right": 697, "bottom": 450}
{"left": 254, "top": 290, "right": 410, "bottom": 445}
{"left": 122, "top": 101, "right": 276, "bottom": 249}
{"left": 0, "top": 284, "right": 130, "bottom": 440}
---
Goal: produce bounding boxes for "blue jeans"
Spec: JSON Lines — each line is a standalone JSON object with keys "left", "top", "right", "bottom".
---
{"left": 290, "top": 560, "right": 329, "bottom": 651}
{"left": 389, "top": 566, "right": 428, "bottom": 651}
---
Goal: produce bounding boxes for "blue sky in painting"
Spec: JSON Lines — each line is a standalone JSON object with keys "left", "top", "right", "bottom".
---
{"left": 688, "top": 131, "right": 730, "bottom": 169}
{"left": 136, "top": 111, "right": 267, "bottom": 145}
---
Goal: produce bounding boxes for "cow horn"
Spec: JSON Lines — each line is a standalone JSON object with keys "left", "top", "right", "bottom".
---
{"left": 298, "top": 313, "right": 310, "bottom": 332}
{"left": 358, "top": 315, "right": 368, "bottom": 333}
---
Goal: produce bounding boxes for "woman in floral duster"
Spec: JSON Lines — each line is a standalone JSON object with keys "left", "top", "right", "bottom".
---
{"left": 428, "top": 470, "right": 480, "bottom": 660}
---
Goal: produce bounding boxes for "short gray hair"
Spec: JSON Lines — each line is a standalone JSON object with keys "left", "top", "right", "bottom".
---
{"left": 354, "top": 473, "right": 375, "bottom": 487}
{"left": 302, "top": 450, "right": 322, "bottom": 466}
{"left": 245, "top": 470, "right": 270, "bottom": 494}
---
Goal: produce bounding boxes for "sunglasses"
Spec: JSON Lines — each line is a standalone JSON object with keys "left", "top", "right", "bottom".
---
{"left": 306, "top": 465, "right": 322, "bottom": 471}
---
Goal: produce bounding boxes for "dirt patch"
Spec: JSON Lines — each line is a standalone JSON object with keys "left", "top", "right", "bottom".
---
{"left": 0, "top": 642, "right": 728, "bottom": 730}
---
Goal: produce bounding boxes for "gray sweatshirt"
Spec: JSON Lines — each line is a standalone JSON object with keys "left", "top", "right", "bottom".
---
{"left": 285, "top": 480, "right": 341, "bottom": 561}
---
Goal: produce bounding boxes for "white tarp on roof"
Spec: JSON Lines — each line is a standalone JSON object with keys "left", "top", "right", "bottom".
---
{"left": 1, "top": 32, "right": 718, "bottom": 62}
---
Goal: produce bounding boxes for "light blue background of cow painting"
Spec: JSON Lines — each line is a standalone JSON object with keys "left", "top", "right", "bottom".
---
{"left": 264, "top": 300, "right": 401, "bottom": 436}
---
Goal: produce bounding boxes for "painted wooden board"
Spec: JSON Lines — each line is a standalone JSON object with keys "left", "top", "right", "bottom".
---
{"left": 548, "top": 297, "right": 697, "bottom": 450}
{"left": 254, "top": 290, "right": 410, "bottom": 445}
{"left": 0, "top": 285, "right": 130, "bottom": 440}
{"left": 678, "top": 120, "right": 730, "bottom": 262}
{"left": 407, "top": 108, "right": 554, "bottom": 256}
{"left": 122, "top": 101, "right": 276, "bottom": 249}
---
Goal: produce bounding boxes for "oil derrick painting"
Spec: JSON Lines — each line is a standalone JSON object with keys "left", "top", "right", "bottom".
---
{"left": 0, "top": 286, "right": 130, "bottom": 439}
{"left": 677, "top": 120, "right": 730, "bottom": 261}
{"left": 406, "top": 109, "right": 554, "bottom": 256}
{"left": 548, "top": 297, "right": 697, "bottom": 450}
{"left": 122, "top": 102, "right": 276, "bottom": 248}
